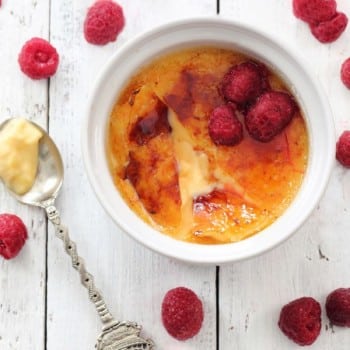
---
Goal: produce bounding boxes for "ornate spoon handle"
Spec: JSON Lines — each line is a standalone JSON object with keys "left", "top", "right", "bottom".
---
{"left": 44, "top": 202, "right": 114, "bottom": 324}
{"left": 42, "top": 200, "right": 154, "bottom": 350}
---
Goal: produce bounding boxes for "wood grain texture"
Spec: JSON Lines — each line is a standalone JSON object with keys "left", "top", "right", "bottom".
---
{"left": 47, "top": 1, "right": 217, "bottom": 350}
{"left": 219, "top": 0, "right": 350, "bottom": 349}
{"left": 0, "top": 1, "right": 49, "bottom": 349}
{"left": 2, "top": 0, "right": 350, "bottom": 349}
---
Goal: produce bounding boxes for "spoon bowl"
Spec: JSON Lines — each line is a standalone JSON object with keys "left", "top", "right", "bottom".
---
{"left": 82, "top": 18, "right": 335, "bottom": 264}
{"left": 0, "top": 118, "right": 64, "bottom": 207}
{"left": 0, "top": 117, "right": 154, "bottom": 350}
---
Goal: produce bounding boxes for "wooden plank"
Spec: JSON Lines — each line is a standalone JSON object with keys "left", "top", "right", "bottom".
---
{"left": 219, "top": 1, "right": 350, "bottom": 349}
{"left": 47, "top": 1, "right": 217, "bottom": 349}
{"left": 0, "top": 1, "right": 49, "bottom": 349}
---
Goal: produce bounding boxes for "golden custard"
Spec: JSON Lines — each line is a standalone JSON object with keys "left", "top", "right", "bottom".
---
{"left": 0, "top": 118, "right": 43, "bottom": 195}
{"left": 107, "top": 47, "right": 308, "bottom": 244}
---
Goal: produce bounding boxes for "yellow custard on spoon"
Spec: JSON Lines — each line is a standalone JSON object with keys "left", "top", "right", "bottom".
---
{"left": 0, "top": 118, "right": 43, "bottom": 195}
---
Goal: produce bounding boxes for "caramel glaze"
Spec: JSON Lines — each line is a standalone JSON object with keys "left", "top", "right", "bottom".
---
{"left": 107, "top": 47, "right": 309, "bottom": 244}
{"left": 129, "top": 98, "right": 170, "bottom": 146}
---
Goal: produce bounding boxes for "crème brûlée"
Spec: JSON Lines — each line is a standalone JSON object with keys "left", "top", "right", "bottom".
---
{"left": 0, "top": 118, "right": 43, "bottom": 195}
{"left": 107, "top": 47, "right": 309, "bottom": 244}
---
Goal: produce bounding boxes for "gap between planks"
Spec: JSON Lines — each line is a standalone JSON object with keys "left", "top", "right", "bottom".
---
{"left": 44, "top": 0, "right": 53, "bottom": 349}
{"left": 44, "top": 1, "right": 221, "bottom": 349}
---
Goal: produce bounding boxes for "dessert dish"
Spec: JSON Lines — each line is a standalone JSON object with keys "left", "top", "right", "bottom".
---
{"left": 83, "top": 18, "right": 335, "bottom": 262}
{"left": 107, "top": 47, "right": 309, "bottom": 244}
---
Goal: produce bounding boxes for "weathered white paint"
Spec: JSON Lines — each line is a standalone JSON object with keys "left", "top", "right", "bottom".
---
{"left": 47, "top": 1, "right": 216, "bottom": 350}
{"left": 0, "top": 1, "right": 49, "bottom": 349}
{"left": 220, "top": 0, "right": 350, "bottom": 349}
{"left": 2, "top": 0, "right": 350, "bottom": 349}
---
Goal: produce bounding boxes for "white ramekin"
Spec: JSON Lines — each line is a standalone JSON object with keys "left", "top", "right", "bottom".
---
{"left": 82, "top": 18, "right": 335, "bottom": 264}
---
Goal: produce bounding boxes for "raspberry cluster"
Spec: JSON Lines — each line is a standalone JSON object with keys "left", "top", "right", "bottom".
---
{"left": 18, "top": 1, "right": 125, "bottom": 79}
{"left": 279, "top": 288, "right": 350, "bottom": 346}
{"left": 293, "top": 0, "right": 348, "bottom": 43}
{"left": 291, "top": 1, "right": 350, "bottom": 168}
{"left": 209, "top": 60, "right": 297, "bottom": 146}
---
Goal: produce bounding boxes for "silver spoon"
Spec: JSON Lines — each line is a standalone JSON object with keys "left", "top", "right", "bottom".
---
{"left": 0, "top": 118, "right": 154, "bottom": 350}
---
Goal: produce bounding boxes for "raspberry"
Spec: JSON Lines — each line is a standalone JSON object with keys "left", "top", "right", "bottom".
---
{"left": 18, "top": 38, "right": 59, "bottom": 80}
{"left": 292, "top": 0, "right": 337, "bottom": 25}
{"left": 326, "top": 288, "right": 350, "bottom": 327}
{"left": 278, "top": 297, "right": 321, "bottom": 346}
{"left": 310, "top": 12, "right": 348, "bottom": 43}
{"left": 221, "top": 61, "right": 268, "bottom": 105}
{"left": 341, "top": 58, "right": 350, "bottom": 89}
{"left": 161, "top": 287, "right": 204, "bottom": 340}
{"left": 0, "top": 214, "right": 28, "bottom": 259}
{"left": 336, "top": 131, "right": 350, "bottom": 167}
{"left": 84, "top": 0, "right": 125, "bottom": 45}
{"left": 245, "top": 91, "right": 296, "bottom": 142}
{"left": 208, "top": 104, "right": 243, "bottom": 146}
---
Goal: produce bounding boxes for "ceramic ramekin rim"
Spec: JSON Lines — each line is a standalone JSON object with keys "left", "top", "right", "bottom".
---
{"left": 81, "top": 17, "right": 335, "bottom": 265}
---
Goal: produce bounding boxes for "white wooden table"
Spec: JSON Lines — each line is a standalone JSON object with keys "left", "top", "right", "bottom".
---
{"left": 1, "top": 1, "right": 350, "bottom": 349}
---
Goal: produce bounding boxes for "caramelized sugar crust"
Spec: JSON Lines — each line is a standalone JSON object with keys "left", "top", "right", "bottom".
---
{"left": 107, "top": 47, "right": 309, "bottom": 244}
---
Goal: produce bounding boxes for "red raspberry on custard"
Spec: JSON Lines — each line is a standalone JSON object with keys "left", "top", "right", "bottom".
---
{"left": 0, "top": 214, "right": 28, "bottom": 260}
{"left": 161, "top": 287, "right": 204, "bottom": 340}
{"left": 221, "top": 61, "right": 268, "bottom": 105}
{"left": 18, "top": 38, "right": 59, "bottom": 80}
{"left": 326, "top": 288, "right": 350, "bottom": 327}
{"left": 336, "top": 131, "right": 350, "bottom": 167}
{"left": 245, "top": 91, "right": 297, "bottom": 142}
{"left": 84, "top": 0, "right": 125, "bottom": 45}
{"left": 208, "top": 104, "right": 243, "bottom": 146}
{"left": 292, "top": 0, "right": 337, "bottom": 25}
{"left": 341, "top": 58, "right": 350, "bottom": 89}
{"left": 310, "top": 12, "right": 348, "bottom": 43}
{"left": 278, "top": 297, "right": 321, "bottom": 346}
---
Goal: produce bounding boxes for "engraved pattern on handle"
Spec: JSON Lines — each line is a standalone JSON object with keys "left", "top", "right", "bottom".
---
{"left": 44, "top": 203, "right": 114, "bottom": 325}
{"left": 42, "top": 201, "right": 155, "bottom": 349}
